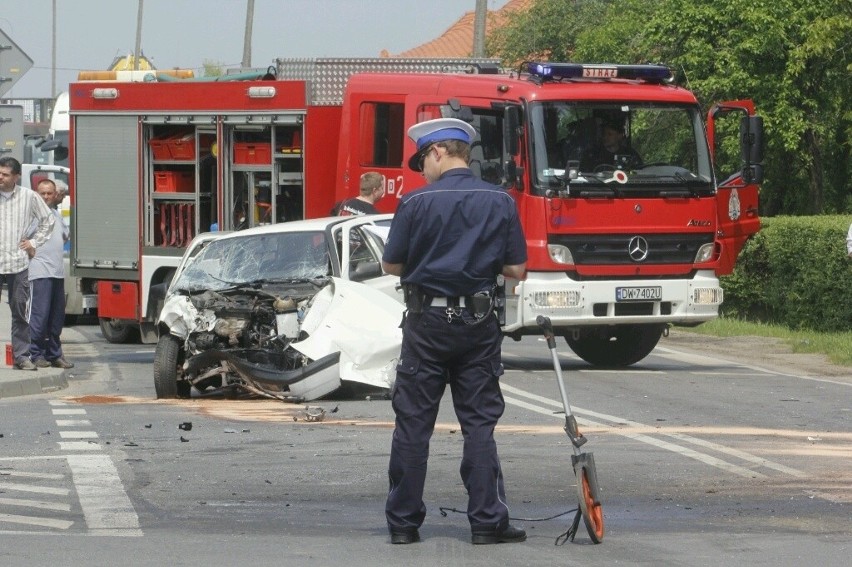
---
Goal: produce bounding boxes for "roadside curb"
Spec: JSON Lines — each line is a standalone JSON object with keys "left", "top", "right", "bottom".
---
{"left": 0, "top": 369, "right": 69, "bottom": 399}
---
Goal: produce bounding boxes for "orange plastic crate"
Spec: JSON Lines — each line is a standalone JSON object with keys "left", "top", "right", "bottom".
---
{"left": 168, "top": 134, "right": 196, "bottom": 160}
{"left": 154, "top": 171, "right": 194, "bottom": 193}
{"left": 149, "top": 139, "right": 172, "bottom": 160}
{"left": 234, "top": 143, "right": 271, "bottom": 164}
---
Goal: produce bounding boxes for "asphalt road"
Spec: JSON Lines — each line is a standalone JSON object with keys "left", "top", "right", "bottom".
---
{"left": 0, "top": 322, "right": 849, "bottom": 566}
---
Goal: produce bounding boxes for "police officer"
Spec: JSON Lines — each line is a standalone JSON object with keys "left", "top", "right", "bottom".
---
{"left": 382, "top": 118, "right": 527, "bottom": 545}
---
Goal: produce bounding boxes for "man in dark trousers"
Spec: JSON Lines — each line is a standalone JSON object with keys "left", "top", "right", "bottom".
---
{"left": 21, "top": 179, "right": 74, "bottom": 369}
{"left": 0, "top": 157, "right": 55, "bottom": 371}
{"left": 382, "top": 118, "right": 527, "bottom": 545}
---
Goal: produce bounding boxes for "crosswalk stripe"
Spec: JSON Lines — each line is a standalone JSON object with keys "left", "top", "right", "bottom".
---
{"left": 0, "top": 482, "right": 70, "bottom": 496}
{"left": 66, "top": 454, "right": 142, "bottom": 536}
{"left": 56, "top": 420, "right": 92, "bottom": 427}
{"left": 59, "top": 431, "right": 99, "bottom": 439}
{"left": 0, "top": 497, "right": 71, "bottom": 511}
{"left": 0, "top": 471, "right": 64, "bottom": 480}
{"left": 0, "top": 512, "right": 73, "bottom": 529}
{"left": 51, "top": 409, "right": 87, "bottom": 415}
{"left": 57, "top": 442, "right": 100, "bottom": 451}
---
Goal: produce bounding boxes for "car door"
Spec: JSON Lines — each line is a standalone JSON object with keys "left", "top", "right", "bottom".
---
{"left": 336, "top": 214, "right": 401, "bottom": 303}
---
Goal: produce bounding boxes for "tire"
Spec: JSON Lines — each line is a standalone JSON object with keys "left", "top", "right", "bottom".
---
{"left": 565, "top": 324, "right": 665, "bottom": 367}
{"left": 576, "top": 466, "right": 604, "bottom": 543}
{"left": 99, "top": 317, "right": 136, "bottom": 344}
{"left": 153, "top": 334, "right": 189, "bottom": 399}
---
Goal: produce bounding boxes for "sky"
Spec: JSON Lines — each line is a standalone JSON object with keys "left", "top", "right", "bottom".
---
{"left": 1, "top": 0, "right": 511, "bottom": 99}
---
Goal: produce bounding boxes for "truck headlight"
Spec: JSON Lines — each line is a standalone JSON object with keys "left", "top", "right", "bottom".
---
{"left": 547, "top": 244, "right": 574, "bottom": 265}
{"left": 694, "top": 243, "right": 715, "bottom": 263}
{"left": 693, "top": 287, "right": 723, "bottom": 304}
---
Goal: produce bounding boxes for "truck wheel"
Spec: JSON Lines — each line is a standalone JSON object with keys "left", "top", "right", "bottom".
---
{"left": 99, "top": 318, "right": 137, "bottom": 344}
{"left": 153, "top": 334, "right": 190, "bottom": 399}
{"left": 565, "top": 324, "right": 665, "bottom": 367}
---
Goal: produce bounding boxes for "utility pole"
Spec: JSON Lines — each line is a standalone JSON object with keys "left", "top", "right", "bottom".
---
{"left": 134, "top": 0, "right": 144, "bottom": 70}
{"left": 242, "top": 0, "right": 255, "bottom": 69}
{"left": 51, "top": 0, "right": 56, "bottom": 97}
{"left": 473, "top": 0, "right": 487, "bottom": 57}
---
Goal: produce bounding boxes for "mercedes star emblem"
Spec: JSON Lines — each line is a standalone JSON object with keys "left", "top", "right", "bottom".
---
{"left": 628, "top": 236, "right": 649, "bottom": 262}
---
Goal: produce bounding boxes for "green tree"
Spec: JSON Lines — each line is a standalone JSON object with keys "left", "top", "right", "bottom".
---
{"left": 489, "top": 0, "right": 852, "bottom": 215}
{"left": 202, "top": 60, "right": 225, "bottom": 78}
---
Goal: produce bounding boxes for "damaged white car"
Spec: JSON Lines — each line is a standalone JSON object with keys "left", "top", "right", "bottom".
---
{"left": 153, "top": 214, "right": 403, "bottom": 402}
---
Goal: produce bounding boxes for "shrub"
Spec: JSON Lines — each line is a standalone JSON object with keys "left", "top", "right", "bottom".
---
{"left": 721, "top": 215, "right": 852, "bottom": 332}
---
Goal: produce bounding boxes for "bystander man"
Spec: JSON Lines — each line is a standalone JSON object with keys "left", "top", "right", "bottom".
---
{"left": 0, "top": 157, "right": 55, "bottom": 370}
{"left": 21, "top": 179, "right": 73, "bottom": 369}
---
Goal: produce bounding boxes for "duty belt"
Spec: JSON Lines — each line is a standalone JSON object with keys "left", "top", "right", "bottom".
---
{"left": 429, "top": 297, "right": 466, "bottom": 308}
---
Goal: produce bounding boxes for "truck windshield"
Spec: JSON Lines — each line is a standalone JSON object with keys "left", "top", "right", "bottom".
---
{"left": 529, "top": 102, "right": 713, "bottom": 196}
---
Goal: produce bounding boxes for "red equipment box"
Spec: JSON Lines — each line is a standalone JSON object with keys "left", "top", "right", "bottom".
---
{"left": 149, "top": 138, "right": 172, "bottom": 160}
{"left": 168, "top": 134, "right": 196, "bottom": 160}
{"left": 154, "top": 171, "right": 194, "bottom": 193}
{"left": 234, "top": 143, "right": 271, "bottom": 164}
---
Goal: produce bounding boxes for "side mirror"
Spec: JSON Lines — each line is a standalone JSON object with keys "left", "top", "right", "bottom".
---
{"left": 54, "top": 147, "right": 69, "bottom": 162}
{"left": 740, "top": 115, "right": 764, "bottom": 184}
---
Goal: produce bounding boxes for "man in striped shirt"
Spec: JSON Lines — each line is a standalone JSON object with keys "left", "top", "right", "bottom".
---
{"left": 0, "top": 157, "right": 55, "bottom": 370}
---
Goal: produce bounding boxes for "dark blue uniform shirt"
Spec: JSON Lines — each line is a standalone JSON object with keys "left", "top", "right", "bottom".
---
{"left": 383, "top": 168, "right": 527, "bottom": 297}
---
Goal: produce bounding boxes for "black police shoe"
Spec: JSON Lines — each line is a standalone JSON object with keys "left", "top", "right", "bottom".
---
{"left": 471, "top": 524, "right": 527, "bottom": 545}
{"left": 389, "top": 528, "right": 420, "bottom": 544}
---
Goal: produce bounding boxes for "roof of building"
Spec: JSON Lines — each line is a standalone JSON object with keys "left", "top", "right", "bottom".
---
{"left": 381, "top": 0, "right": 530, "bottom": 59}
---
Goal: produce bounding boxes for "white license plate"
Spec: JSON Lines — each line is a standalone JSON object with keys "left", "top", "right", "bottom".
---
{"left": 616, "top": 286, "right": 662, "bottom": 302}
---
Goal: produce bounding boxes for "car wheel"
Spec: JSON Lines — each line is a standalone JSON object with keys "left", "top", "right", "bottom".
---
{"left": 154, "top": 334, "right": 189, "bottom": 399}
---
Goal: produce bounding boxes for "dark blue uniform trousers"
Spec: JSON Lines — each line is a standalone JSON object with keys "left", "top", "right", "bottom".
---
{"left": 29, "top": 277, "right": 65, "bottom": 362}
{"left": 386, "top": 308, "right": 510, "bottom": 532}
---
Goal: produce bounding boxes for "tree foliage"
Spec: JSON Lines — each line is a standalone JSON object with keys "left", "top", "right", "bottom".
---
{"left": 487, "top": 0, "right": 851, "bottom": 215}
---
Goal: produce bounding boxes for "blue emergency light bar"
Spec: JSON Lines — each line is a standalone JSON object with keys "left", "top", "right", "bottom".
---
{"left": 527, "top": 62, "right": 674, "bottom": 83}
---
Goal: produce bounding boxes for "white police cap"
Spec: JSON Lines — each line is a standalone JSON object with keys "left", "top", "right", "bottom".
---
{"left": 407, "top": 118, "right": 477, "bottom": 172}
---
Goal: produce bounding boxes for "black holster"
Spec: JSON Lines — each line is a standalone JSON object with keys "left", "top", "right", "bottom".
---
{"left": 402, "top": 284, "right": 427, "bottom": 314}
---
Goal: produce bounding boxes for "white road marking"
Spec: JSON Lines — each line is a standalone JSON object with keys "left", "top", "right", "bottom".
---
{"left": 65, "top": 454, "right": 142, "bottom": 537}
{"left": 502, "top": 393, "right": 766, "bottom": 479}
{"left": 0, "top": 497, "right": 71, "bottom": 511}
{"left": 57, "top": 441, "right": 100, "bottom": 451}
{"left": 59, "top": 431, "right": 99, "bottom": 439}
{"left": 0, "top": 513, "right": 73, "bottom": 530}
{"left": 55, "top": 419, "right": 92, "bottom": 427}
{"left": 690, "top": 372, "right": 768, "bottom": 376}
{"left": 51, "top": 409, "right": 87, "bottom": 415}
{"left": 0, "top": 482, "right": 70, "bottom": 496}
{"left": 0, "top": 471, "right": 64, "bottom": 480}
{"left": 578, "top": 369, "right": 665, "bottom": 374}
{"left": 502, "top": 383, "right": 806, "bottom": 478}
{"left": 655, "top": 346, "right": 852, "bottom": 386}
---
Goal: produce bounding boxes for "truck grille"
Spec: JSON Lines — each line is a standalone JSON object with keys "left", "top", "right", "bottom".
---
{"left": 550, "top": 234, "right": 713, "bottom": 265}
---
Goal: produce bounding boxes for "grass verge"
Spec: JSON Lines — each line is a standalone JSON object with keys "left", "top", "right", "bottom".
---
{"left": 676, "top": 317, "right": 852, "bottom": 367}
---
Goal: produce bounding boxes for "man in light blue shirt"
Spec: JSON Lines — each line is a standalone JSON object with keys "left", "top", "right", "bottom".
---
{"left": 21, "top": 179, "right": 73, "bottom": 369}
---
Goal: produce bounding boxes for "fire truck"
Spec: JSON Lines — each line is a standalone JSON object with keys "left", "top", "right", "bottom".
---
{"left": 68, "top": 58, "right": 762, "bottom": 365}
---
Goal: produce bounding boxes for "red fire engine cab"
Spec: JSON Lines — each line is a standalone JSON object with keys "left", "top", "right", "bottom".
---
{"left": 69, "top": 58, "right": 762, "bottom": 366}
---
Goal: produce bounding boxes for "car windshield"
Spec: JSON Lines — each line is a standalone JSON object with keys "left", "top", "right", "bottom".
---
{"left": 173, "top": 231, "right": 331, "bottom": 291}
{"left": 529, "top": 102, "right": 714, "bottom": 196}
